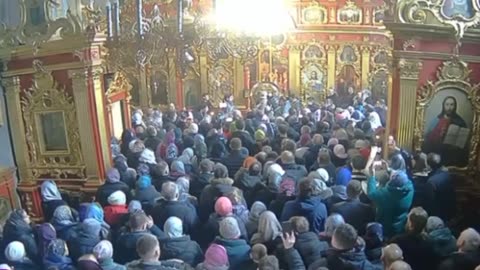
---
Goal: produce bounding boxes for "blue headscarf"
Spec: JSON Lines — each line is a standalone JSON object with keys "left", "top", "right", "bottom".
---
{"left": 86, "top": 203, "right": 104, "bottom": 223}
{"left": 137, "top": 175, "right": 152, "bottom": 190}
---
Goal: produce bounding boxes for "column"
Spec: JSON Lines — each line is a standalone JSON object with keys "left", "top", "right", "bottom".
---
{"left": 233, "top": 58, "right": 245, "bottom": 107}
{"left": 168, "top": 52, "right": 177, "bottom": 105}
{"left": 138, "top": 66, "right": 149, "bottom": 108}
{"left": 92, "top": 67, "right": 112, "bottom": 170}
{"left": 361, "top": 46, "right": 371, "bottom": 89}
{"left": 327, "top": 45, "right": 336, "bottom": 89}
{"left": 288, "top": 47, "right": 301, "bottom": 97}
{"left": 2, "top": 77, "right": 32, "bottom": 182}
{"left": 69, "top": 69, "right": 102, "bottom": 182}
{"left": 199, "top": 51, "right": 208, "bottom": 95}
{"left": 396, "top": 58, "right": 422, "bottom": 150}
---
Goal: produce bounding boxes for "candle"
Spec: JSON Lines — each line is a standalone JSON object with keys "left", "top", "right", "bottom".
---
{"left": 136, "top": 0, "right": 143, "bottom": 36}
{"left": 177, "top": 0, "right": 184, "bottom": 35}
{"left": 106, "top": 1, "right": 112, "bottom": 38}
{"left": 112, "top": 1, "right": 119, "bottom": 37}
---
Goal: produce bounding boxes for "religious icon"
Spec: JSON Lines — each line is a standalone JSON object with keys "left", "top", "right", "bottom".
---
{"left": 150, "top": 71, "right": 169, "bottom": 105}
{"left": 36, "top": 111, "right": 69, "bottom": 153}
{"left": 209, "top": 65, "right": 233, "bottom": 103}
{"left": 340, "top": 46, "right": 358, "bottom": 63}
{"left": 371, "top": 70, "right": 388, "bottom": 102}
{"left": 336, "top": 65, "right": 359, "bottom": 106}
{"left": 27, "top": 0, "right": 46, "bottom": 26}
{"left": 302, "top": 64, "right": 325, "bottom": 92}
{"left": 302, "top": 6, "right": 327, "bottom": 24}
{"left": 184, "top": 77, "right": 201, "bottom": 108}
{"left": 442, "top": 0, "right": 474, "bottom": 18}
{"left": 272, "top": 49, "right": 289, "bottom": 91}
{"left": 303, "top": 45, "right": 323, "bottom": 59}
{"left": 422, "top": 90, "right": 472, "bottom": 167}
{"left": 259, "top": 50, "right": 271, "bottom": 82}
{"left": 374, "top": 51, "right": 388, "bottom": 65}
{"left": 373, "top": 8, "right": 385, "bottom": 24}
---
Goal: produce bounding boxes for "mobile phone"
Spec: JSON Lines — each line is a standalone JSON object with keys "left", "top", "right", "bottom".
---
{"left": 281, "top": 221, "right": 294, "bottom": 234}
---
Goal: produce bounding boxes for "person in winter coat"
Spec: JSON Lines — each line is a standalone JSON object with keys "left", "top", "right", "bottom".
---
{"left": 125, "top": 234, "right": 193, "bottom": 270}
{"left": 51, "top": 206, "right": 78, "bottom": 242}
{"left": 195, "top": 244, "right": 230, "bottom": 270}
{"left": 221, "top": 138, "right": 248, "bottom": 178}
{"left": 43, "top": 239, "right": 75, "bottom": 270}
{"left": 104, "top": 191, "right": 129, "bottom": 227}
{"left": 250, "top": 211, "right": 283, "bottom": 254}
{"left": 40, "top": 180, "right": 67, "bottom": 222}
{"left": 245, "top": 201, "right": 267, "bottom": 239}
{"left": 290, "top": 216, "right": 329, "bottom": 267}
{"left": 234, "top": 160, "right": 263, "bottom": 207}
{"left": 160, "top": 217, "right": 204, "bottom": 266}
{"left": 367, "top": 170, "right": 414, "bottom": 238}
{"left": 2, "top": 209, "right": 39, "bottom": 264}
{"left": 114, "top": 155, "right": 137, "bottom": 190}
{"left": 281, "top": 178, "right": 328, "bottom": 234}
{"left": 134, "top": 175, "right": 161, "bottom": 208}
{"left": 96, "top": 168, "right": 132, "bottom": 207}
{"left": 319, "top": 213, "right": 345, "bottom": 245}
{"left": 35, "top": 223, "right": 56, "bottom": 259}
{"left": 280, "top": 151, "right": 308, "bottom": 184}
{"left": 115, "top": 212, "right": 166, "bottom": 264}
{"left": 213, "top": 217, "right": 252, "bottom": 270}
{"left": 438, "top": 228, "right": 480, "bottom": 270}
{"left": 68, "top": 218, "right": 102, "bottom": 262}
{"left": 177, "top": 148, "right": 195, "bottom": 175}
{"left": 151, "top": 181, "right": 199, "bottom": 235}
{"left": 93, "top": 240, "right": 126, "bottom": 270}
{"left": 309, "top": 224, "right": 382, "bottom": 270}
{"left": 85, "top": 203, "right": 111, "bottom": 239}
{"left": 190, "top": 159, "right": 214, "bottom": 199}
{"left": 363, "top": 222, "right": 384, "bottom": 268}
{"left": 4, "top": 241, "right": 41, "bottom": 270}
{"left": 425, "top": 216, "right": 457, "bottom": 261}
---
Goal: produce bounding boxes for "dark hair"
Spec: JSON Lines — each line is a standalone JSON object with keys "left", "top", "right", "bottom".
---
{"left": 298, "top": 178, "right": 314, "bottom": 198}
{"left": 440, "top": 96, "right": 457, "bottom": 116}
{"left": 318, "top": 149, "right": 331, "bottom": 165}
{"left": 282, "top": 139, "right": 296, "bottom": 152}
{"left": 214, "top": 163, "right": 229, "bottom": 178}
{"left": 351, "top": 155, "right": 367, "bottom": 170}
{"left": 235, "top": 119, "right": 245, "bottom": 130}
{"left": 408, "top": 207, "right": 428, "bottom": 234}
{"left": 251, "top": 244, "right": 268, "bottom": 262}
{"left": 346, "top": 180, "right": 362, "bottom": 199}
{"left": 249, "top": 162, "right": 262, "bottom": 176}
{"left": 278, "top": 124, "right": 289, "bottom": 135}
{"left": 258, "top": 255, "right": 279, "bottom": 270}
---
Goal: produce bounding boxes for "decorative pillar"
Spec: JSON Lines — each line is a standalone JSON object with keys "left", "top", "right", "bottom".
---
{"left": 233, "top": 58, "right": 245, "bottom": 106}
{"left": 327, "top": 45, "right": 336, "bottom": 89}
{"left": 288, "top": 46, "right": 301, "bottom": 96}
{"left": 361, "top": 46, "right": 371, "bottom": 89}
{"left": 92, "top": 67, "right": 112, "bottom": 170}
{"left": 168, "top": 52, "right": 177, "bottom": 105}
{"left": 138, "top": 66, "right": 149, "bottom": 108}
{"left": 200, "top": 51, "right": 208, "bottom": 95}
{"left": 69, "top": 69, "right": 104, "bottom": 182}
{"left": 396, "top": 58, "right": 423, "bottom": 150}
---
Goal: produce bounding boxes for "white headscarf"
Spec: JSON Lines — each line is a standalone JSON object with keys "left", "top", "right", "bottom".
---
{"left": 164, "top": 216, "right": 183, "bottom": 238}
{"left": 93, "top": 240, "right": 114, "bottom": 260}
{"left": 251, "top": 211, "right": 282, "bottom": 244}
{"left": 107, "top": 191, "right": 126, "bottom": 205}
{"left": 41, "top": 180, "right": 62, "bottom": 202}
{"left": 4, "top": 241, "right": 25, "bottom": 262}
{"left": 139, "top": 149, "right": 156, "bottom": 165}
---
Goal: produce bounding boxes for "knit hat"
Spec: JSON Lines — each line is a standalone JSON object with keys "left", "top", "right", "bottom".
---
{"left": 364, "top": 222, "right": 384, "bottom": 249}
{"left": 128, "top": 200, "right": 142, "bottom": 213}
{"left": 255, "top": 129, "right": 266, "bottom": 141}
{"left": 107, "top": 190, "right": 126, "bottom": 205}
{"left": 93, "top": 240, "right": 114, "bottom": 259}
{"left": 106, "top": 168, "right": 120, "bottom": 183}
{"left": 327, "top": 138, "right": 339, "bottom": 147}
{"left": 204, "top": 244, "right": 229, "bottom": 268}
{"left": 333, "top": 144, "right": 348, "bottom": 159}
{"left": 137, "top": 175, "right": 152, "bottom": 189}
{"left": 243, "top": 157, "right": 257, "bottom": 169}
{"left": 4, "top": 241, "right": 25, "bottom": 261}
{"left": 82, "top": 218, "right": 102, "bottom": 236}
{"left": 215, "top": 197, "right": 233, "bottom": 217}
{"left": 219, "top": 217, "right": 241, "bottom": 239}
{"left": 426, "top": 216, "right": 445, "bottom": 233}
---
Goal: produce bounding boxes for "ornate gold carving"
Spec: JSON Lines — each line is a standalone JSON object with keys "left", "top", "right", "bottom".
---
{"left": 0, "top": 0, "right": 81, "bottom": 50}
{"left": 105, "top": 72, "right": 133, "bottom": 99}
{"left": 414, "top": 60, "right": 480, "bottom": 171}
{"left": 398, "top": 58, "right": 423, "bottom": 79}
{"left": 373, "top": 4, "right": 387, "bottom": 25}
{"left": 336, "top": 44, "right": 361, "bottom": 78}
{"left": 208, "top": 59, "right": 234, "bottom": 105}
{"left": 21, "top": 65, "right": 85, "bottom": 179}
{"left": 301, "top": 41, "right": 327, "bottom": 100}
{"left": 337, "top": 1, "right": 363, "bottom": 25}
{"left": 397, "top": 0, "right": 480, "bottom": 38}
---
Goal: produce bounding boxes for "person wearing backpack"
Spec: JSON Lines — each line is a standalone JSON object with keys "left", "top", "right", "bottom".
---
{"left": 279, "top": 151, "right": 307, "bottom": 185}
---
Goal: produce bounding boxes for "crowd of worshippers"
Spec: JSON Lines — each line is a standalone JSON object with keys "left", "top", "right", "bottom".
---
{"left": 1, "top": 94, "right": 480, "bottom": 270}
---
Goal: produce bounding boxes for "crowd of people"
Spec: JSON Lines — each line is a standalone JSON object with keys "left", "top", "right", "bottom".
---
{"left": 0, "top": 92, "right": 479, "bottom": 270}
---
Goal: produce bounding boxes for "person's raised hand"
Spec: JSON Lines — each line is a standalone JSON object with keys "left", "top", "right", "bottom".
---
{"left": 281, "top": 231, "right": 296, "bottom": 250}
{"left": 147, "top": 215, "right": 154, "bottom": 229}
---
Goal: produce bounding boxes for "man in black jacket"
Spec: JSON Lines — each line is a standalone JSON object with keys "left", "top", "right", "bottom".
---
{"left": 221, "top": 138, "right": 247, "bottom": 178}
{"left": 291, "top": 216, "right": 329, "bottom": 267}
{"left": 230, "top": 119, "right": 255, "bottom": 154}
{"left": 331, "top": 180, "right": 374, "bottom": 235}
{"left": 96, "top": 168, "right": 132, "bottom": 207}
{"left": 425, "top": 153, "right": 455, "bottom": 222}
{"left": 115, "top": 211, "right": 166, "bottom": 264}
{"left": 151, "top": 181, "right": 199, "bottom": 234}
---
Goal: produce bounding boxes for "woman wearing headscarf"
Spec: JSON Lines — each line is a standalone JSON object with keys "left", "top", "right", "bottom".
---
{"left": 104, "top": 191, "right": 129, "bottom": 227}
{"left": 120, "top": 129, "right": 135, "bottom": 156}
{"left": 196, "top": 244, "right": 229, "bottom": 270}
{"left": 157, "top": 131, "right": 178, "bottom": 163}
{"left": 177, "top": 148, "right": 194, "bottom": 174}
{"left": 85, "top": 203, "right": 111, "bottom": 239}
{"left": 67, "top": 218, "right": 102, "bottom": 262}
{"left": 77, "top": 254, "right": 102, "bottom": 270}
{"left": 424, "top": 216, "right": 457, "bottom": 261}
{"left": 43, "top": 239, "right": 75, "bottom": 270}
{"left": 134, "top": 175, "right": 161, "bottom": 208}
{"left": 126, "top": 139, "right": 145, "bottom": 170}
{"left": 160, "top": 217, "right": 204, "bottom": 266}
{"left": 4, "top": 241, "right": 40, "bottom": 270}
{"left": 96, "top": 168, "right": 132, "bottom": 207}
{"left": 35, "top": 223, "right": 56, "bottom": 259}
{"left": 250, "top": 211, "right": 283, "bottom": 254}
{"left": 93, "top": 240, "right": 126, "bottom": 270}
{"left": 138, "top": 148, "right": 157, "bottom": 174}
{"left": 114, "top": 155, "right": 137, "bottom": 190}
{"left": 193, "top": 134, "right": 208, "bottom": 164}
{"left": 176, "top": 176, "right": 197, "bottom": 206}
{"left": 234, "top": 161, "right": 263, "bottom": 207}
{"left": 269, "top": 175, "right": 296, "bottom": 219}
{"left": 363, "top": 222, "right": 384, "bottom": 267}
{"left": 170, "top": 160, "right": 186, "bottom": 180}
{"left": 2, "top": 209, "right": 39, "bottom": 263}
{"left": 245, "top": 201, "right": 267, "bottom": 239}
{"left": 41, "top": 180, "right": 67, "bottom": 222}
{"left": 51, "top": 206, "right": 78, "bottom": 241}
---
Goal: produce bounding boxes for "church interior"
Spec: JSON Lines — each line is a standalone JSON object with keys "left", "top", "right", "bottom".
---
{"left": 0, "top": 0, "right": 480, "bottom": 255}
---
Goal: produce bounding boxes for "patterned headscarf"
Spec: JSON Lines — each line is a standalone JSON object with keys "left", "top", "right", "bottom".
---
{"left": 93, "top": 240, "right": 114, "bottom": 260}
{"left": 36, "top": 223, "right": 57, "bottom": 258}
{"left": 47, "top": 239, "right": 68, "bottom": 257}
{"left": 52, "top": 205, "right": 75, "bottom": 226}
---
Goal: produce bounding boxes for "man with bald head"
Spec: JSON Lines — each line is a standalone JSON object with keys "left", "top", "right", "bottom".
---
{"left": 382, "top": 244, "right": 404, "bottom": 269}
{"left": 439, "top": 228, "right": 480, "bottom": 270}
{"left": 389, "top": 260, "right": 412, "bottom": 270}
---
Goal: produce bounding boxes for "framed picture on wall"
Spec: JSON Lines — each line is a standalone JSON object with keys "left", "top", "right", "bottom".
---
{"left": 35, "top": 111, "right": 70, "bottom": 154}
